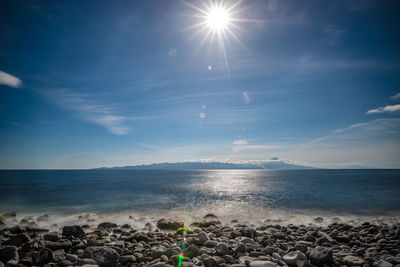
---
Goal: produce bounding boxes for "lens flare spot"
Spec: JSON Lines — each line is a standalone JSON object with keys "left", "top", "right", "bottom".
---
{"left": 208, "top": 65, "right": 212, "bottom": 70}
{"left": 199, "top": 112, "right": 206, "bottom": 119}
{"left": 202, "top": 104, "right": 206, "bottom": 109}
{"left": 242, "top": 91, "right": 250, "bottom": 104}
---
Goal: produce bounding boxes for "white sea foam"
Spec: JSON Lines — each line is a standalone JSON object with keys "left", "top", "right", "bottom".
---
{"left": 4, "top": 204, "right": 400, "bottom": 231}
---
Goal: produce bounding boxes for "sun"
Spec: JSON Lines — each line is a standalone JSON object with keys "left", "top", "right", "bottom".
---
{"left": 184, "top": 0, "right": 243, "bottom": 46}
{"left": 206, "top": 7, "right": 230, "bottom": 32}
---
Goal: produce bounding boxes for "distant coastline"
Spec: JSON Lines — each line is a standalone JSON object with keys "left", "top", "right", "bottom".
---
{"left": 93, "top": 160, "right": 375, "bottom": 170}
{"left": 94, "top": 160, "right": 314, "bottom": 170}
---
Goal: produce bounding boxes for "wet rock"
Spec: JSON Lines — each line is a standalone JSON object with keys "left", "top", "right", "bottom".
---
{"left": 233, "top": 243, "right": 246, "bottom": 254}
{"left": 53, "top": 249, "right": 66, "bottom": 261}
{"left": 45, "top": 240, "right": 72, "bottom": 251}
{"left": 248, "top": 260, "right": 277, "bottom": 267}
{"left": 121, "top": 224, "right": 131, "bottom": 229}
{"left": 0, "top": 216, "right": 5, "bottom": 225}
{"left": 144, "top": 223, "right": 153, "bottom": 231}
{"left": 262, "top": 247, "right": 277, "bottom": 255}
{"left": 198, "top": 231, "right": 209, "bottom": 242}
{"left": 62, "top": 225, "right": 85, "bottom": 238}
{"left": 294, "top": 243, "right": 308, "bottom": 254}
{"left": 66, "top": 253, "right": 78, "bottom": 262}
{"left": 201, "top": 255, "right": 219, "bottom": 267}
{"left": 272, "top": 252, "right": 282, "bottom": 260}
{"left": 156, "top": 219, "right": 184, "bottom": 230}
{"left": 1, "top": 211, "right": 16, "bottom": 221}
{"left": 0, "top": 246, "right": 19, "bottom": 263}
{"left": 198, "top": 221, "right": 221, "bottom": 228}
{"left": 334, "top": 235, "right": 350, "bottom": 243}
{"left": 34, "top": 248, "right": 54, "bottom": 266}
{"left": 184, "top": 245, "right": 200, "bottom": 258}
{"left": 343, "top": 255, "right": 366, "bottom": 266}
{"left": 9, "top": 226, "right": 24, "bottom": 234}
{"left": 313, "top": 217, "right": 324, "bottom": 223}
{"left": 83, "top": 246, "right": 119, "bottom": 267}
{"left": 4, "top": 232, "right": 31, "bottom": 245}
{"left": 97, "top": 222, "right": 117, "bottom": 229}
{"left": 119, "top": 255, "right": 136, "bottom": 264}
{"left": 44, "top": 232, "right": 62, "bottom": 242}
{"left": 151, "top": 248, "right": 164, "bottom": 259}
{"left": 20, "top": 217, "right": 35, "bottom": 225}
{"left": 203, "top": 214, "right": 218, "bottom": 221}
{"left": 133, "top": 232, "right": 148, "bottom": 242}
{"left": 249, "top": 251, "right": 265, "bottom": 257}
{"left": 59, "top": 259, "right": 74, "bottom": 266}
{"left": 215, "top": 243, "right": 229, "bottom": 256}
{"left": 283, "top": 251, "right": 307, "bottom": 266}
{"left": 309, "top": 246, "right": 333, "bottom": 266}
{"left": 26, "top": 224, "right": 49, "bottom": 233}
{"left": 373, "top": 260, "right": 393, "bottom": 267}
{"left": 78, "top": 258, "right": 98, "bottom": 265}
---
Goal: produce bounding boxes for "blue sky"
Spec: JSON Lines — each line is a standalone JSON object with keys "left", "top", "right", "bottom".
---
{"left": 0, "top": 0, "right": 399, "bottom": 169}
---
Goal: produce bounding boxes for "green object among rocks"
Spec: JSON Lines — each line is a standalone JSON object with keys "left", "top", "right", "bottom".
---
{"left": 0, "top": 215, "right": 6, "bottom": 225}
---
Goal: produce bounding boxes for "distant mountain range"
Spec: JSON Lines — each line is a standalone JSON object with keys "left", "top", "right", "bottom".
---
{"left": 96, "top": 160, "right": 316, "bottom": 170}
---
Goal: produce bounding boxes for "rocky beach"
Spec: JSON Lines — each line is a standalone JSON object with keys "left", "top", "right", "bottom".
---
{"left": 1, "top": 212, "right": 399, "bottom": 267}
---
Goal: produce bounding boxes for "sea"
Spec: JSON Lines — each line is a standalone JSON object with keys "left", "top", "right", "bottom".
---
{"left": 1, "top": 169, "right": 400, "bottom": 227}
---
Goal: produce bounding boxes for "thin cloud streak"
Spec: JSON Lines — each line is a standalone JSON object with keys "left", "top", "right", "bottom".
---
{"left": 367, "top": 104, "right": 400, "bottom": 114}
{"left": 391, "top": 92, "right": 400, "bottom": 100}
{"left": 233, "top": 139, "right": 247, "bottom": 145}
{"left": 0, "top": 70, "right": 23, "bottom": 88}
{"left": 39, "top": 88, "right": 129, "bottom": 135}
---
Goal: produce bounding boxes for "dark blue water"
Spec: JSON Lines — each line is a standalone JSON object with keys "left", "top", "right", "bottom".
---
{"left": 1, "top": 169, "right": 400, "bottom": 217}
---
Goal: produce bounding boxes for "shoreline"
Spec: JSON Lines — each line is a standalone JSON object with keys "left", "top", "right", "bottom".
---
{"left": 1, "top": 212, "right": 399, "bottom": 266}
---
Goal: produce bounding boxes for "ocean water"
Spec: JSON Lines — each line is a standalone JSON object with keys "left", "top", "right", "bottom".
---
{"left": 1, "top": 169, "right": 400, "bottom": 226}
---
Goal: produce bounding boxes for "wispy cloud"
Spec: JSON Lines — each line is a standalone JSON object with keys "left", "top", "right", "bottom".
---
{"left": 391, "top": 92, "right": 400, "bottom": 100}
{"left": 40, "top": 88, "right": 129, "bottom": 135}
{"left": 0, "top": 70, "right": 23, "bottom": 88}
{"left": 324, "top": 25, "right": 346, "bottom": 45}
{"left": 333, "top": 122, "right": 368, "bottom": 134}
{"left": 310, "top": 118, "right": 400, "bottom": 144}
{"left": 233, "top": 139, "right": 248, "bottom": 145}
{"left": 138, "top": 143, "right": 160, "bottom": 150}
{"left": 367, "top": 104, "right": 400, "bottom": 114}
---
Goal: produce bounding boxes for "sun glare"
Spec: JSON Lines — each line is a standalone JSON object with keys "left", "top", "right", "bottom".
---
{"left": 184, "top": 0, "right": 243, "bottom": 47}
{"left": 206, "top": 7, "right": 230, "bottom": 32}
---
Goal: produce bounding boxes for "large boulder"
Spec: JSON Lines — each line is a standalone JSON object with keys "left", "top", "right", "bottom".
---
{"left": 97, "top": 222, "right": 117, "bottom": 229}
{"left": 282, "top": 251, "right": 307, "bottom": 266}
{"left": 309, "top": 246, "right": 333, "bottom": 266}
{"left": 20, "top": 217, "right": 35, "bottom": 225}
{"left": 198, "top": 231, "right": 209, "bottom": 242}
{"left": 1, "top": 212, "right": 16, "bottom": 222}
{"left": 45, "top": 240, "right": 72, "bottom": 251}
{"left": 156, "top": 219, "right": 183, "bottom": 230}
{"left": 0, "top": 246, "right": 19, "bottom": 263}
{"left": 4, "top": 233, "right": 31, "bottom": 246}
{"left": 34, "top": 248, "right": 54, "bottom": 266}
{"left": 62, "top": 225, "right": 85, "bottom": 237}
{"left": 83, "top": 246, "right": 119, "bottom": 267}
{"left": 0, "top": 216, "right": 6, "bottom": 226}
{"left": 215, "top": 242, "right": 229, "bottom": 256}
{"left": 184, "top": 245, "right": 200, "bottom": 258}
{"left": 343, "top": 255, "right": 366, "bottom": 266}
